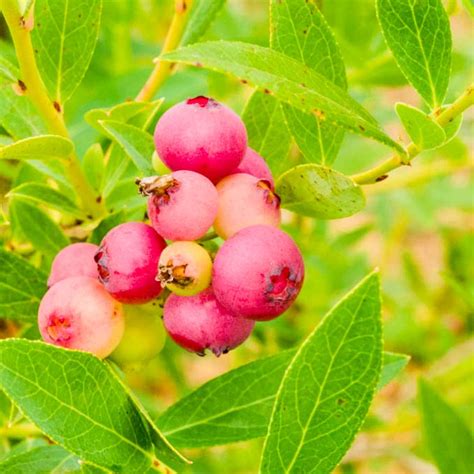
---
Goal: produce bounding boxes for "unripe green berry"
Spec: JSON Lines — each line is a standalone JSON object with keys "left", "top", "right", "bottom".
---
{"left": 157, "top": 241, "right": 212, "bottom": 296}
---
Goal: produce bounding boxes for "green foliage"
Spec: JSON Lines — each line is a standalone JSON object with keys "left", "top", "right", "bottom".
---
{"left": 7, "top": 183, "right": 85, "bottom": 218}
{"left": 276, "top": 164, "right": 366, "bottom": 218}
{"left": 376, "top": 0, "right": 452, "bottom": 108}
{"left": 0, "top": 339, "right": 186, "bottom": 472}
{"left": 0, "top": 445, "right": 81, "bottom": 473}
{"left": 0, "top": 249, "right": 47, "bottom": 322}
{"left": 395, "top": 103, "right": 446, "bottom": 149}
{"left": 163, "top": 42, "right": 405, "bottom": 153}
{"left": 242, "top": 93, "right": 292, "bottom": 177}
{"left": 159, "top": 348, "right": 407, "bottom": 448}
{"left": 271, "top": 0, "right": 346, "bottom": 165}
{"left": 419, "top": 379, "right": 474, "bottom": 474}
{"left": 261, "top": 272, "right": 382, "bottom": 473}
{"left": 0, "top": 135, "right": 73, "bottom": 161}
{"left": 31, "top": 0, "right": 103, "bottom": 104}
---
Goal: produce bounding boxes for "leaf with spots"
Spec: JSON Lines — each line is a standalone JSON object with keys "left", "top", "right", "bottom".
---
{"left": 162, "top": 42, "right": 404, "bottom": 154}
{"left": 276, "top": 164, "right": 366, "bottom": 219}
{"left": 261, "top": 272, "right": 382, "bottom": 473}
{"left": 0, "top": 249, "right": 47, "bottom": 323}
{"left": 271, "top": 0, "right": 346, "bottom": 165}
{"left": 0, "top": 339, "right": 187, "bottom": 473}
{"left": 376, "top": 0, "right": 452, "bottom": 108}
{"left": 31, "top": 0, "right": 102, "bottom": 104}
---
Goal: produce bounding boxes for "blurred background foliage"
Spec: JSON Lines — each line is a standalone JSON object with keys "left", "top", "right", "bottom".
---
{"left": 0, "top": 0, "right": 473, "bottom": 472}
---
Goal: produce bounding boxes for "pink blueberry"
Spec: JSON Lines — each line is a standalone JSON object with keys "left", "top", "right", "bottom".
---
{"left": 48, "top": 243, "right": 99, "bottom": 287}
{"left": 214, "top": 173, "right": 281, "bottom": 240}
{"left": 212, "top": 225, "right": 305, "bottom": 321}
{"left": 138, "top": 171, "right": 218, "bottom": 241}
{"left": 94, "top": 222, "right": 166, "bottom": 304}
{"left": 232, "top": 147, "right": 274, "bottom": 187}
{"left": 154, "top": 96, "right": 247, "bottom": 183}
{"left": 163, "top": 288, "right": 255, "bottom": 356}
{"left": 38, "top": 276, "right": 124, "bottom": 358}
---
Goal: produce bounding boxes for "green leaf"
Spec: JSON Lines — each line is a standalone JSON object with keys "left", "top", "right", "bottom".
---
{"left": 88, "top": 210, "right": 127, "bottom": 245}
{"left": 378, "top": 352, "right": 410, "bottom": 390}
{"left": 0, "top": 135, "right": 73, "bottom": 161}
{"left": 32, "top": 0, "right": 103, "bottom": 104}
{"left": 158, "top": 347, "right": 403, "bottom": 448}
{"left": 276, "top": 164, "right": 366, "bottom": 219}
{"left": 395, "top": 103, "right": 446, "bottom": 149}
{"left": 0, "top": 339, "right": 186, "bottom": 472}
{"left": 181, "top": 0, "right": 226, "bottom": 45}
{"left": 271, "top": 0, "right": 346, "bottom": 165}
{"left": 17, "top": 0, "right": 35, "bottom": 16}
{"left": 99, "top": 121, "right": 154, "bottom": 176}
{"left": 0, "top": 248, "right": 47, "bottom": 322}
{"left": 103, "top": 146, "right": 131, "bottom": 198}
{"left": 261, "top": 272, "right": 382, "bottom": 473}
{"left": 85, "top": 101, "right": 159, "bottom": 133}
{"left": 8, "top": 183, "right": 85, "bottom": 218}
{"left": 8, "top": 199, "right": 69, "bottom": 259}
{"left": 242, "top": 92, "right": 292, "bottom": 177}
{"left": 82, "top": 143, "right": 105, "bottom": 194}
{"left": 0, "top": 445, "right": 81, "bottom": 473}
{"left": 0, "top": 56, "right": 17, "bottom": 85}
{"left": 376, "top": 0, "right": 452, "bottom": 108}
{"left": 419, "top": 379, "right": 474, "bottom": 474}
{"left": 162, "top": 42, "right": 405, "bottom": 154}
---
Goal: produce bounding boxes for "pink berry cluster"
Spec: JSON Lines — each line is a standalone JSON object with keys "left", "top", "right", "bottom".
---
{"left": 37, "top": 96, "right": 305, "bottom": 359}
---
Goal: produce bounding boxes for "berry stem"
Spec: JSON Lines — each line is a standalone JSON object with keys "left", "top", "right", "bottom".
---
{"left": 135, "top": 0, "right": 194, "bottom": 101}
{"left": 351, "top": 83, "right": 474, "bottom": 185}
{"left": 1, "top": 0, "right": 105, "bottom": 219}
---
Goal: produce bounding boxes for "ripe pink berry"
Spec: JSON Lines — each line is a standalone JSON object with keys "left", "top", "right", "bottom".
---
{"left": 38, "top": 276, "right": 124, "bottom": 358}
{"left": 214, "top": 173, "right": 281, "bottom": 240}
{"left": 138, "top": 171, "right": 218, "bottom": 241}
{"left": 48, "top": 243, "right": 99, "bottom": 287}
{"left": 154, "top": 96, "right": 247, "bottom": 183}
{"left": 213, "top": 225, "right": 305, "bottom": 321}
{"left": 163, "top": 288, "right": 255, "bottom": 356}
{"left": 94, "top": 222, "right": 166, "bottom": 304}
{"left": 158, "top": 241, "right": 212, "bottom": 296}
{"left": 232, "top": 147, "right": 274, "bottom": 187}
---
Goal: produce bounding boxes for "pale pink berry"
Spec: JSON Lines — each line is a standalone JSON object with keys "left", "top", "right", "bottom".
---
{"left": 38, "top": 276, "right": 124, "bottom": 358}
{"left": 232, "top": 147, "right": 274, "bottom": 187}
{"left": 95, "top": 222, "right": 166, "bottom": 304}
{"left": 138, "top": 171, "right": 218, "bottom": 241}
{"left": 154, "top": 96, "right": 247, "bottom": 183}
{"left": 213, "top": 225, "right": 304, "bottom": 321}
{"left": 163, "top": 288, "right": 255, "bottom": 356}
{"left": 48, "top": 243, "right": 99, "bottom": 287}
{"left": 214, "top": 173, "right": 281, "bottom": 240}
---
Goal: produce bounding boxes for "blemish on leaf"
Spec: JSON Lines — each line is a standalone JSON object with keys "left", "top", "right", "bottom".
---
{"left": 53, "top": 101, "right": 62, "bottom": 113}
{"left": 263, "top": 88, "right": 272, "bottom": 95}
{"left": 358, "top": 125, "right": 366, "bottom": 132}
{"left": 17, "top": 80, "right": 27, "bottom": 92}
{"left": 376, "top": 175, "right": 389, "bottom": 182}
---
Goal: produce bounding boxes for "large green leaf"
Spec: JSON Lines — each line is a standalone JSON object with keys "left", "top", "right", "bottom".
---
{"left": 82, "top": 143, "right": 105, "bottom": 194}
{"left": 261, "top": 272, "right": 382, "bottom": 473}
{"left": 0, "top": 445, "right": 81, "bottom": 473}
{"left": 32, "top": 0, "right": 103, "bottom": 104}
{"left": 8, "top": 199, "right": 69, "bottom": 259}
{"left": 0, "top": 249, "right": 47, "bottom": 323}
{"left": 0, "top": 339, "right": 186, "bottom": 473}
{"left": 395, "top": 102, "right": 446, "bottom": 149}
{"left": 158, "top": 349, "right": 405, "bottom": 448}
{"left": 242, "top": 92, "right": 292, "bottom": 177}
{"left": 419, "top": 379, "right": 474, "bottom": 474}
{"left": 0, "top": 135, "right": 73, "bottom": 161}
{"left": 181, "top": 0, "right": 226, "bottom": 45}
{"left": 162, "top": 42, "right": 404, "bottom": 154}
{"left": 8, "top": 183, "right": 85, "bottom": 218}
{"left": 376, "top": 0, "right": 452, "bottom": 108}
{"left": 276, "top": 164, "right": 366, "bottom": 219}
{"left": 271, "top": 0, "right": 346, "bottom": 165}
{"left": 99, "top": 121, "right": 154, "bottom": 176}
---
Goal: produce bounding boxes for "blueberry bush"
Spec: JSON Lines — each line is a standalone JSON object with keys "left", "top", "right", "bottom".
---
{"left": 0, "top": 0, "right": 473, "bottom": 473}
